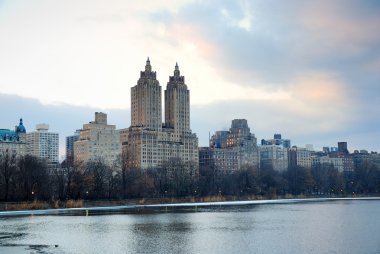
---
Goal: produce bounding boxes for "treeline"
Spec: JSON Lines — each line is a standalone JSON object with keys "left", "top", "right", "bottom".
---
{"left": 1, "top": 153, "right": 380, "bottom": 202}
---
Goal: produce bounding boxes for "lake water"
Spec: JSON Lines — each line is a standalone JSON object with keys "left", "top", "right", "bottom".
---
{"left": 0, "top": 199, "right": 379, "bottom": 254}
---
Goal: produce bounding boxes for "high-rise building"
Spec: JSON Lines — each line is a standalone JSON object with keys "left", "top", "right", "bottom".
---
{"left": 131, "top": 58, "right": 162, "bottom": 130}
{"left": 0, "top": 119, "right": 27, "bottom": 157}
{"left": 26, "top": 123, "right": 59, "bottom": 164}
{"left": 123, "top": 59, "right": 198, "bottom": 170}
{"left": 259, "top": 144, "right": 288, "bottom": 172}
{"left": 65, "top": 130, "right": 80, "bottom": 161}
{"left": 165, "top": 62, "right": 190, "bottom": 134}
{"left": 74, "top": 112, "right": 121, "bottom": 166}
{"left": 200, "top": 119, "right": 259, "bottom": 173}
{"left": 261, "top": 134, "right": 291, "bottom": 149}
{"left": 338, "top": 142, "right": 349, "bottom": 155}
{"left": 288, "top": 146, "right": 312, "bottom": 169}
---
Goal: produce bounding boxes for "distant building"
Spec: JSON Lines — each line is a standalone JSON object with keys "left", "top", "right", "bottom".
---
{"left": 311, "top": 155, "right": 344, "bottom": 172}
{"left": 259, "top": 144, "right": 288, "bottom": 172}
{"left": 305, "top": 144, "right": 314, "bottom": 151}
{"left": 352, "top": 151, "right": 380, "bottom": 170}
{"left": 74, "top": 112, "right": 121, "bottom": 166}
{"left": 200, "top": 119, "right": 259, "bottom": 173}
{"left": 26, "top": 123, "right": 59, "bottom": 164}
{"left": 199, "top": 147, "right": 239, "bottom": 174}
{"left": 338, "top": 142, "right": 349, "bottom": 155}
{"left": 123, "top": 59, "right": 198, "bottom": 170}
{"left": 288, "top": 146, "right": 312, "bottom": 169}
{"left": 261, "top": 134, "right": 291, "bottom": 149}
{"left": 65, "top": 130, "right": 80, "bottom": 161}
{"left": 0, "top": 119, "right": 27, "bottom": 157}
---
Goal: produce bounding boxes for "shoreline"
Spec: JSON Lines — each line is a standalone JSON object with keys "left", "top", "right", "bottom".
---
{"left": 1, "top": 196, "right": 379, "bottom": 217}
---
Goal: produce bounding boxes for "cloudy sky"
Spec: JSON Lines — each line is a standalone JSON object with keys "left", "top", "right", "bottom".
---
{"left": 1, "top": 0, "right": 380, "bottom": 158}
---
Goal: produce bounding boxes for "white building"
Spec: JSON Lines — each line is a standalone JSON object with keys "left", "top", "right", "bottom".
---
{"left": 26, "top": 124, "right": 59, "bottom": 164}
{"left": 74, "top": 112, "right": 121, "bottom": 166}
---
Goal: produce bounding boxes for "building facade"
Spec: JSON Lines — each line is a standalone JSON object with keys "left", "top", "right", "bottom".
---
{"left": 0, "top": 119, "right": 27, "bottom": 157}
{"left": 311, "top": 155, "right": 344, "bottom": 172}
{"left": 74, "top": 112, "right": 121, "bottom": 166}
{"left": 26, "top": 123, "right": 59, "bottom": 164}
{"left": 123, "top": 59, "right": 198, "bottom": 170}
{"left": 288, "top": 147, "right": 312, "bottom": 169}
{"left": 65, "top": 130, "right": 80, "bottom": 161}
{"left": 200, "top": 119, "right": 259, "bottom": 173}
{"left": 259, "top": 144, "right": 288, "bottom": 172}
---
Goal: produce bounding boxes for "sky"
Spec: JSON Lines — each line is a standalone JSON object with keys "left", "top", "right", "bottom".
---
{"left": 1, "top": 0, "right": 380, "bottom": 158}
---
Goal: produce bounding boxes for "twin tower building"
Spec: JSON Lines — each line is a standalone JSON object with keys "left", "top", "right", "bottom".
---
{"left": 124, "top": 58, "right": 199, "bottom": 169}
{"left": 75, "top": 58, "right": 198, "bottom": 170}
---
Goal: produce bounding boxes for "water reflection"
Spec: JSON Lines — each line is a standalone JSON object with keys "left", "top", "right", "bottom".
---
{"left": 0, "top": 200, "right": 379, "bottom": 254}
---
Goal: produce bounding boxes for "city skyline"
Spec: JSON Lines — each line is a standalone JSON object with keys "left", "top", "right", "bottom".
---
{"left": 1, "top": 1, "right": 380, "bottom": 156}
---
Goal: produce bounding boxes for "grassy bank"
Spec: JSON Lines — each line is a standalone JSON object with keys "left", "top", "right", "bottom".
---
{"left": 1, "top": 194, "right": 377, "bottom": 211}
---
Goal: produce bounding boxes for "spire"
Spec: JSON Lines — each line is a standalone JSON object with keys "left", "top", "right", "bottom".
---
{"left": 145, "top": 57, "right": 151, "bottom": 72}
{"left": 174, "top": 62, "right": 180, "bottom": 76}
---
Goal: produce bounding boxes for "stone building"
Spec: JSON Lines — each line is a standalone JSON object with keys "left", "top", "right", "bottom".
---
{"left": 0, "top": 119, "right": 27, "bottom": 157}
{"left": 74, "top": 112, "right": 121, "bottom": 166}
{"left": 122, "top": 59, "right": 198, "bottom": 170}
{"left": 199, "top": 119, "right": 259, "bottom": 173}
{"left": 259, "top": 144, "right": 288, "bottom": 172}
{"left": 288, "top": 146, "right": 312, "bottom": 169}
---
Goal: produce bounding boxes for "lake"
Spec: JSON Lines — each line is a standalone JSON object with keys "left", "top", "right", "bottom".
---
{"left": 0, "top": 199, "right": 379, "bottom": 254}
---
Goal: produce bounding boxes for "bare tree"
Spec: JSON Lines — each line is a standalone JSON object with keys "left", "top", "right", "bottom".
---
{"left": 0, "top": 150, "right": 17, "bottom": 201}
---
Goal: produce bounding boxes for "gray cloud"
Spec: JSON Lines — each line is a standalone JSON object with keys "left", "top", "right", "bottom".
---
{"left": 2, "top": 92, "right": 379, "bottom": 158}
{"left": 0, "top": 94, "right": 129, "bottom": 160}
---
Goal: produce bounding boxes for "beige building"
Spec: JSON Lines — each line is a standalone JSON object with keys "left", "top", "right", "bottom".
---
{"left": 74, "top": 112, "right": 121, "bottom": 166}
{"left": 26, "top": 123, "right": 59, "bottom": 164}
{"left": 288, "top": 147, "right": 312, "bottom": 169}
{"left": 123, "top": 59, "right": 198, "bottom": 170}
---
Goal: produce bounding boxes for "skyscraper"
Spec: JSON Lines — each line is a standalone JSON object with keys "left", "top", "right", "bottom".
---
{"left": 123, "top": 59, "right": 198, "bottom": 170}
{"left": 131, "top": 57, "right": 162, "bottom": 130}
{"left": 165, "top": 62, "right": 190, "bottom": 134}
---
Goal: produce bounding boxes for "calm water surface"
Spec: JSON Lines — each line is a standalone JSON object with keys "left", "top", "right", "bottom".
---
{"left": 0, "top": 200, "right": 379, "bottom": 254}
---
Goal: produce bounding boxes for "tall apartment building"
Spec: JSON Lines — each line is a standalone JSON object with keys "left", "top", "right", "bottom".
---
{"left": 288, "top": 146, "right": 312, "bottom": 169}
{"left": 123, "top": 59, "right": 198, "bottom": 170}
{"left": 0, "top": 119, "right": 27, "bottom": 157}
{"left": 26, "top": 124, "right": 59, "bottom": 164}
{"left": 74, "top": 112, "right": 121, "bottom": 166}
{"left": 199, "top": 119, "right": 259, "bottom": 173}
{"left": 65, "top": 130, "right": 80, "bottom": 161}
{"left": 259, "top": 145, "right": 288, "bottom": 172}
